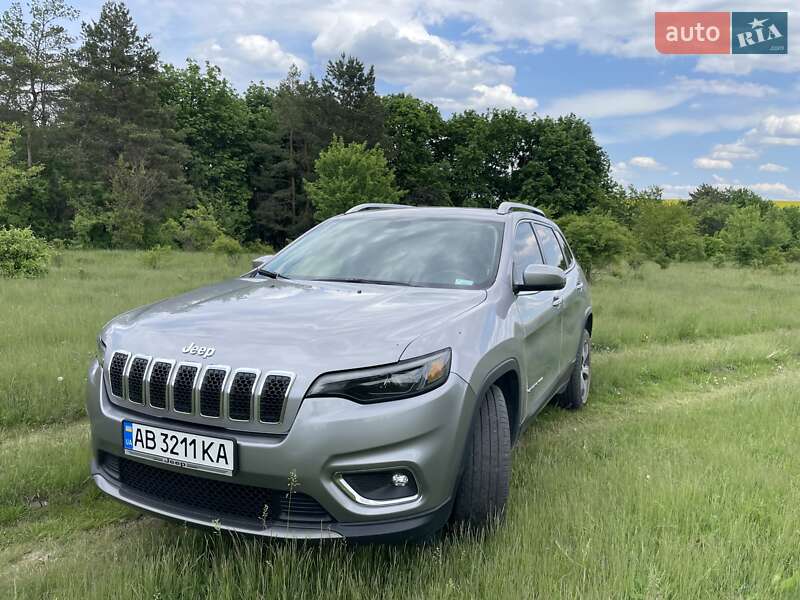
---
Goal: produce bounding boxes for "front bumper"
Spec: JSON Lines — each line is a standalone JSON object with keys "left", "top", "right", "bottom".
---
{"left": 87, "top": 361, "right": 476, "bottom": 540}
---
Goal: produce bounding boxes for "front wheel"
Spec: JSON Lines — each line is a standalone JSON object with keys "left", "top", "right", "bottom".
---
{"left": 558, "top": 328, "right": 591, "bottom": 410}
{"left": 451, "top": 384, "right": 511, "bottom": 526}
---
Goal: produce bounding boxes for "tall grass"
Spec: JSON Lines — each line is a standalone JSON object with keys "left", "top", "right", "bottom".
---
{"left": 2, "top": 255, "right": 800, "bottom": 598}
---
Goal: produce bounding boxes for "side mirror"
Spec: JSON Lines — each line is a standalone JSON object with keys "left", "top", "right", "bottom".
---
{"left": 515, "top": 264, "right": 566, "bottom": 293}
{"left": 251, "top": 254, "right": 274, "bottom": 269}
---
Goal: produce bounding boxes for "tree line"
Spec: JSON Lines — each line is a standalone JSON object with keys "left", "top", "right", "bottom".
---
{"left": 0, "top": 0, "right": 612, "bottom": 250}
{"left": 1, "top": 0, "right": 799, "bottom": 278}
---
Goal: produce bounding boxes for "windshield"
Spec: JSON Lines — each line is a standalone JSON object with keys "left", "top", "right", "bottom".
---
{"left": 265, "top": 215, "right": 505, "bottom": 289}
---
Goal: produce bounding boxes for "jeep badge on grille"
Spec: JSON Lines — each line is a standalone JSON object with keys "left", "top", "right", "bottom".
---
{"left": 182, "top": 343, "right": 216, "bottom": 358}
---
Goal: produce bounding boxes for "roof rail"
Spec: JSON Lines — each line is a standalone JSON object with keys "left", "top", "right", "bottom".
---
{"left": 345, "top": 203, "right": 413, "bottom": 215}
{"left": 496, "top": 202, "right": 545, "bottom": 217}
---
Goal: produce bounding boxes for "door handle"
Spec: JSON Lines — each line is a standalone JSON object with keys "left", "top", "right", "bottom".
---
{"left": 552, "top": 296, "right": 563, "bottom": 308}
{"left": 576, "top": 282, "right": 584, "bottom": 291}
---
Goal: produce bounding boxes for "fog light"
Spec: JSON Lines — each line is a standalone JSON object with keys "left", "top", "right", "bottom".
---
{"left": 336, "top": 469, "right": 419, "bottom": 505}
{"left": 392, "top": 473, "right": 409, "bottom": 487}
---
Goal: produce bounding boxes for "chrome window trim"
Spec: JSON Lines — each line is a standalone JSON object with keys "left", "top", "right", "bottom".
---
{"left": 257, "top": 370, "right": 295, "bottom": 423}
{"left": 224, "top": 368, "right": 261, "bottom": 422}
{"left": 144, "top": 358, "right": 175, "bottom": 410}
{"left": 169, "top": 361, "right": 201, "bottom": 415}
{"left": 197, "top": 364, "right": 231, "bottom": 419}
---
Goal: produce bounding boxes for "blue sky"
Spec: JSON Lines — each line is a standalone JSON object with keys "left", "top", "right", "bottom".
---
{"left": 66, "top": 0, "right": 799, "bottom": 199}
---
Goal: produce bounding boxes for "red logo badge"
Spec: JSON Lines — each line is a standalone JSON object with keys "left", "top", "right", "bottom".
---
{"left": 655, "top": 12, "right": 731, "bottom": 54}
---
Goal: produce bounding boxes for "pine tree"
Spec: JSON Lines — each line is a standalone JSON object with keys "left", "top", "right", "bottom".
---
{"left": 64, "top": 1, "right": 191, "bottom": 247}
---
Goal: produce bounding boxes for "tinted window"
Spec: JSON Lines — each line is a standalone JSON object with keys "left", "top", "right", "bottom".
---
{"left": 513, "top": 222, "right": 543, "bottom": 281}
{"left": 267, "top": 216, "right": 505, "bottom": 289}
{"left": 533, "top": 224, "right": 567, "bottom": 270}
{"left": 555, "top": 230, "right": 574, "bottom": 266}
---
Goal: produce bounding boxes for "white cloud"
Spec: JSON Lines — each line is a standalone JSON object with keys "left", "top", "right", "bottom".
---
{"left": 629, "top": 156, "right": 664, "bottom": 170}
{"left": 310, "top": 18, "right": 530, "bottom": 113}
{"left": 748, "top": 182, "right": 798, "bottom": 198}
{"left": 696, "top": 54, "right": 800, "bottom": 76}
{"left": 759, "top": 163, "right": 788, "bottom": 173}
{"left": 545, "top": 88, "right": 690, "bottom": 119}
{"left": 460, "top": 84, "right": 538, "bottom": 113}
{"left": 660, "top": 184, "right": 696, "bottom": 198}
{"left": 761, "top": 114, "right": 800, "bottom": 137}
{"left": 234, "top": 35, "right": 307, "bottom": 71}
{"left": 710, "top": 140, "right": 758, "bottom": 161}
{"left": 674, "top": 76, "right": 777, "bottom": 98}
{"left": 694, "top": 157, "right": 733, "bottom": 170}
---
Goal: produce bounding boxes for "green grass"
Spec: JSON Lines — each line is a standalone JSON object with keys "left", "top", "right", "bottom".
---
{"left": 2, "top": 255, "right": 800, "bottom": 598}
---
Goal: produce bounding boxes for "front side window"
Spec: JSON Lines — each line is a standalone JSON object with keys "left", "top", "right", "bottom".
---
{"left": 512, "top": 222, "right": 543, "bottom": 282}
{"left": 533, "top": 223, "right": 568, "bottom": 270}
{"left": 266, "top": 216, "right": 505, "bottom": 289}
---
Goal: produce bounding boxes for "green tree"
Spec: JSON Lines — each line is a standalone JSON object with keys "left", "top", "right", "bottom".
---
{"left": 516, "top": 115, "right": 613, "bottom": 217}
{"left": 0, "top": 123, "right": 41, "bottom": 210}
{"left": 64, "top": 1, "right": 192, "bottom": 247}
{"left": 442, "top": 109, "right": 530, "bottom": 208}
{"left": 321, "top": 54, "right": 383, "bottom": 147}
{"left": 306, "top": 136, "right": 404, "bottom": 220}
{"left": 0, "top": 0, "right": 78, "bottom": 166}
{"left": 558, "top": 212, "right": 633, "bottom": 279}
{"left": 160, "top": 61, "right": 251, "bottom": 238}
{"left": 382, "top": 94, "right": 449, "bottom": 205}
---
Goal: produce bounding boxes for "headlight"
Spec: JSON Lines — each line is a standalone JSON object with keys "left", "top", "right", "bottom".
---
{"left": 96, "top": 335, "right": 107, "bottom": 367}
{"left": 306, "top": 349, "right": 451, "bottom": 403}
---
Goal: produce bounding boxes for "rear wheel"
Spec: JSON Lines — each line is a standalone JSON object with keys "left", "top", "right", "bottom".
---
{"left": 558, "top": 328, "right": 591, "bottom": 410}
{"left": 451, "top": 384, "right": 511, "bottom": 526}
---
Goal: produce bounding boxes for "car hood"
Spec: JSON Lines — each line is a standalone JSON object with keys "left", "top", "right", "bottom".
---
{"left": 104, "top": 277, "right": 487, "bottom": 375}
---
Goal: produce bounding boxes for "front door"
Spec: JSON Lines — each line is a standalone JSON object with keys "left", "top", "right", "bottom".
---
{"left": 512, "top": 221, "right": 562, "bottom": 416}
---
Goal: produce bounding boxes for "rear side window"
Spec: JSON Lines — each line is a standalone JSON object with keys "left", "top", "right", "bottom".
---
{"left": 513, "top": 222, "right": 544, "bottom": 281}
{"left": 555, "top": 230, "right": 574, "bottom": 266}
{"left": 533, "top": 224, "right": 568, "bottom": 270}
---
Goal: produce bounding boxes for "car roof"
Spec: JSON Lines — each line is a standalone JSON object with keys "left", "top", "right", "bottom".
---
{"left": 339, "top": 205, "right": 552, "bottom": 224}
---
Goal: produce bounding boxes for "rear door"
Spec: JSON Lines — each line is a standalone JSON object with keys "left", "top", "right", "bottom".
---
{"left": 512, "top": 221, "right": 562, "bottom": 416}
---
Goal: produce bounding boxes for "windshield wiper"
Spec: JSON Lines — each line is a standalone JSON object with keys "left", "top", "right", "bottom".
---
{"left": 256, "top": 268, "right": 291, "bottom": 280}
{"left": 310, "top": 277, "right": 419, "bottom": 287}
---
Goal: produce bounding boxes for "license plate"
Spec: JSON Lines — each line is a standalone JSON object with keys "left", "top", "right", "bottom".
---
{"left": 123, "top": 420, "right": 235, "bottom": 476}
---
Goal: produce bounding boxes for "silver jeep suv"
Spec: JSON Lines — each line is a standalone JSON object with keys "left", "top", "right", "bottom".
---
{"left": 88, "top": 202, "right": 592, "bottom": 541}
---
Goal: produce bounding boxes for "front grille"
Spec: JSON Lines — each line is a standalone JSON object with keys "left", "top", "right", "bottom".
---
{"left": 173, "top": 365, "right": 198, "bottom": 413}
{"left": 114, "top": 456, "right": 332, "bottom": 526}
{"left": 105, "top": 350, "right": 293, "bottom": 428}
{"left": 260, "top": 375, "right": 291, "bottom": 423}
{"left": 127, "top": 357, "right": 149, "bottom": 404}
{"left": 199, "top": 368, "right": 227, "bottom": 417}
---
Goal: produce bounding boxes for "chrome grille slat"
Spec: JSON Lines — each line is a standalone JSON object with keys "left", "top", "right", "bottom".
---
{"left": 105, "top": 350, "right": 293, "bottom": 429}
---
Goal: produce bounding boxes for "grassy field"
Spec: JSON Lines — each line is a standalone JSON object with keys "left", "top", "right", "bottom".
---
{"left": 2, "top": 252, "right": 800, "bottom": 598}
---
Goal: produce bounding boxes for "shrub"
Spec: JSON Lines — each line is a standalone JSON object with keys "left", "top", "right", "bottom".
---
{"left": 141, "top": 245, "right": 172, "bottom": 270}
{"left": 719, "top": 206, "right": 791, "bottom": 267}
{"left": 159, "top": 205, "right": 223, "bottom": 250}
{"left": 558, "top": 213, "right": 633, "bottom": 280}
{"left": 211, "top": 234, "right": 243, "bottom": 264}
{"left": 0, "top": 227, "right": 51, "bottom": 278}
{"left": 633, "top": 202, "right": 705, "bottom": 266}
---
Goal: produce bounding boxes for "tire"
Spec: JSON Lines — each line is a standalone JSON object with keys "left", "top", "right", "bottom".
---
{"left": 451, "top": 384, "right": 511, "bottom": 526}
{"left": 558, "top": 328, "right": 592, "bottom": 410}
